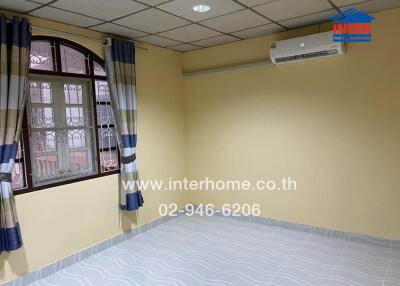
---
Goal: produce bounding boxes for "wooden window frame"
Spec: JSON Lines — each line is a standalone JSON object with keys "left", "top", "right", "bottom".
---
{"left": 14, "top": 36, "right": 120, "bottom": 196}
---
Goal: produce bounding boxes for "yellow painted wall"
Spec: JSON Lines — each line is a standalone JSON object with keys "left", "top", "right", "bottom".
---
{"left": 183, "top": 8, "right": 400, "bottom": 240}
{"left": 0, "top": 12, "right": 189, "bottom": 284}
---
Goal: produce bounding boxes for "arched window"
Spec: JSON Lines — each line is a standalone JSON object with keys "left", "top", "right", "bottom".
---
{"left": 13, "top": 36, "right": 119, "bottom": 194}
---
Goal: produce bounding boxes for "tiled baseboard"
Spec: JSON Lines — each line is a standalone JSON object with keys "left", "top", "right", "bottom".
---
{"left": 3, "top": 209, "right": 399, "bottom": 286}
{"left": 2, "top": 214, "right": 180, "bottom": 286}
{"left": 213, "top": 211, "right": 400, "bottom": 250}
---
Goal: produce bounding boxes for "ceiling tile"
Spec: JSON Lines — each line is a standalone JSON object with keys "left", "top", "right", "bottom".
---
{"left": 232, "top": 23, "right": 285, "bottom": 38}
{"left": 236, "top": 0, "right": 276, "bottom": 7}
{"left": 201, "top": 9, "right": 271, "bottom": 33}
{"left": 331, "top": 0, "right": 367, "bottom": 7}
{"left": 137, "top": 35, "right": 181, "bottom": 46}
{"left": 192, "top": 34, "right": 239, "bottom": 47}
{"left": 113, "top": 8, "right": 190, "bottom": 33}
{"left": 280, "top": 9, "right": 337, "bottom": 29}
{"left": 30, "top": 7, "right": 104, "bottom": 27}
{"left": 91, "top": 23, "right": 148, "bottom": 38}
{"left": 169, "top": 44, "right": 200, "bottom": 51}
{"left": 0, "top": 0, "right": 40, "bottom": 13}
{"left": 158, "top": 0, "right": 244, "bottom": 21}
{"left": 157, "top": 24, "right": 221, "bottom": 42}
{"left": 51, "top": 0, "right": 147, "bottom": 21}
{"left": 341, "top": 0, "right": 400, "bottom": 13}
{"left": 136, "top": 0, "right": 171, "bottom": 6}
{"left": 254, "top": 0, "right": 332, "bottom": 21}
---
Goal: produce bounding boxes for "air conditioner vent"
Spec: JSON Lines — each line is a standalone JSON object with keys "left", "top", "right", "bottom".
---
{"left": 274, "top": 49, "right": 339, "bottom": 63}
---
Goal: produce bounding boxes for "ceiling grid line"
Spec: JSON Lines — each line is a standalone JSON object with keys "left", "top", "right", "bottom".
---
{"left": 145, "top": 5, "right": 246, "bottom": 40}
{"left": 25, "top": 0, "right": 58, "bottom": 14}
{"left": 230, "top": 0, "right": 289, "bottom": 29}
{"left": 326, "top": 0, "right": 342, "bottom": 12}
{"left": 87, "top": 7, "right": 153, "bottom": 28}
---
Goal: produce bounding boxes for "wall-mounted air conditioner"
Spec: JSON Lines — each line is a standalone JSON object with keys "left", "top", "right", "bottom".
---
{"left": 270, "top": 31, "right": 345, "bottom": 65}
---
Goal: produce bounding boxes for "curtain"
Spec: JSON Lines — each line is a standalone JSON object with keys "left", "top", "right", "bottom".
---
{"left": 104, "top": 39, "right": 144, "bottom": 211}
{"left": 0, "top": 15, "right": 31, "bottom": 253}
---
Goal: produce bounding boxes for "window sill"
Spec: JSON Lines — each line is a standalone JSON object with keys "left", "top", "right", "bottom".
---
{"left": 13, "top": 170, "right": 120, "bottom": 196}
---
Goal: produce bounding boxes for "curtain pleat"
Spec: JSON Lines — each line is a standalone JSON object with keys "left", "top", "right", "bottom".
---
{"left": 104, "top": 39, "right": 143, "bottom": 211}
{"left": 0, "top": 14, "right": 31, "bottom": 254}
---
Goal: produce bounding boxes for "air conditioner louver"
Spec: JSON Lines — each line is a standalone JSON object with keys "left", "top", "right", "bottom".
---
{"left": 270, "top": 31, "right": 345, "bottom": 65}
{"left": 274, "top": 49, "right": 339, "bottom": 64}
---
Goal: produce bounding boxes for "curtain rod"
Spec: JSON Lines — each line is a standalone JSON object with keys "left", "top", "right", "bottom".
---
{"left": 2, "top": 16, "right": 148, "bottom": 51}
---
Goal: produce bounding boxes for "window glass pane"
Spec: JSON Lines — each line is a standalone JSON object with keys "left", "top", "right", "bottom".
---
{"left": 31, "top": 106, "right": 55, "bottom": 128}
{"left": 30, "top": 82, "right": 53, "bottom": 104}
{"left": 64, "top": 83, "right": 86, "bottom": 127}
{"left": 60, "top": 45, "right": 87, "bottom": 74}
{"left": 96, "top": 104, "right": 114, "bottom": 125}
{"left": 30, "top": 41, "right": 54, "bottom": 71}
{"left": 33, "top": 131, "right": 57, "bottom": 152}
{"left": 64, "top": 84, "right": 83, "bottom": 104}
{"left": 35, "top": 154, "right": 59, "bottom": 180}
{"left": 95, "top": 80, "right": 111, "bottom": 102}
{"left": 68, "top": 129, "right": 87, "bottom": 149}
{"left": 12, "top": 163, "right": 26, "bottom": 190}
{"left": 94, "top": 61, "right": 106, "bottom": 76}
{"left": 16, "top": 141, "right": 23, "bottom": 160}
{"left": 100, "top": 150, "right": 119, "bottom": 172}
{"left": 98, "top": 127, "right": 116, "bottom": 149}
{"left": 66, "top": 107, "right": 85, "bottom": 127}
{"left": 12, "top": 142, "right": 27, "bottom": 190}
{"left": 67, "top": 129, "right": 93, "bottom": 174}
{"left": 69, "top": 150, "right": 92, "bottom": 173}
{"left": 31, "top": 131, "right": 60, "bottom": 182}
{"left": 30, "top": 81, "right": 55, "bottom": 129}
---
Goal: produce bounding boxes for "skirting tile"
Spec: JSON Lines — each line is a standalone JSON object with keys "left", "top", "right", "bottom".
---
{"left": 279, "top": 221, "right": 312, "bottom": 233}
{"left": 391, "top": 240, "right": 400, "bottom": 251}
{"left": 212, "top": 207, "right": 399, "bottom": 250}
{"left": 348, "top": 233, "right": 391, "bottom": 248}
{"left": 311, "top": 226, "right": 349, "bottom": 240}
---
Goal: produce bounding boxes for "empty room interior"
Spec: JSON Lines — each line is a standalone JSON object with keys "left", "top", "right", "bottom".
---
{"left": 0, "top": 0, "right": 400, "bottom": 285}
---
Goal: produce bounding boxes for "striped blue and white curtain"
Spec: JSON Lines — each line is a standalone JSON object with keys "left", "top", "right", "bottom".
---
{"left": 0, "top": 15, "right": 31, "bottom": 253}
{"left": 104, "top": 39, "right": 144, "bottom": 211}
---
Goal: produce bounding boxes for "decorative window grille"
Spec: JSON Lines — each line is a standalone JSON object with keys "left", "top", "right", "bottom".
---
{"left": 30, "top": 40, "right": 55, "bottom": 71}
{"left": 60, "top": 45, "right": 88, "bottom": 74}
{"left": 94, "top": 61, "right": 107, "bottom": 76}
{"left": 95, "top": 80, "right": 119, "bottom": 172}
{"left": 13, "top": 37, "right": 119, "bottom": 193}
{"left": 27, "top": 79, "right": 96, "bottom": 186}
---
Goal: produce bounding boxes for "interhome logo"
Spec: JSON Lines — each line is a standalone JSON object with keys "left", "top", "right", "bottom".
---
{"left": 330, "top": 8, "right": 375, "bottom": 42}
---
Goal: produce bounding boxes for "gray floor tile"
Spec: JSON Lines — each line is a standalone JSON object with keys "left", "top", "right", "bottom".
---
{"left": 27, "top": 216, "right": 399, "bottom": 286}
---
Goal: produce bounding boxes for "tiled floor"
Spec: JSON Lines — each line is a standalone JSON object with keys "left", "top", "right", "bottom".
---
{"left": 30, "top": 215, "right": 400, "bottom": 286}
